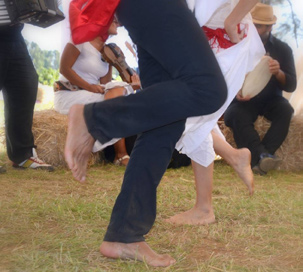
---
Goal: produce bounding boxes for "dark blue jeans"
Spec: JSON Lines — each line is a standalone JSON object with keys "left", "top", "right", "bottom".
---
{"left": 224, "top": 96, "right": 294, "bottom": 167}
{"left": 0, "top": 39, "right": 37, "bottom": 163}
{"left": 84, "top": 0, "right": 227, "bottom": 243}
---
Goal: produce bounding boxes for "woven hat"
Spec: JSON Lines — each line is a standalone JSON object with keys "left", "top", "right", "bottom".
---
{"left": 240, "top": 56, "right": 272, "bottom": 98}
{"left": 251, "top": 3, "right": 277, "bottom": 25}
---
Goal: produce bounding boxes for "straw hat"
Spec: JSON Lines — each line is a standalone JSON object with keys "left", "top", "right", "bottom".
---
{"left": 251, "top": 3, "right": 277, "bottom": 25}
{"left": 240, "top": 56, "right": 272, "bottom": 98}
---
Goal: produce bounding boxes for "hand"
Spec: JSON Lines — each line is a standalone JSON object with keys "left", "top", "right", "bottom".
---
{"left": 224, "top": 20, "right": 245, "bottom": 44}
{"left": 130, "top": 73, "right": 141, "bottom": 90}
{"left": 88, "top": 84, "right": 105, "bottom": 94}
{"left": 236, "top": 91, "right": 251, "bottom": 101}
{"left": 268, "top": 58, "right": 280, "bottom": 76}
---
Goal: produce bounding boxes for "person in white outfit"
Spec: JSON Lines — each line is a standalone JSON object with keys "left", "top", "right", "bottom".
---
{"left": 55, "top": 19, "right": 140, "bottom": 166}
{"left": 167, "top": 0, "right": 264, "bottom": 225}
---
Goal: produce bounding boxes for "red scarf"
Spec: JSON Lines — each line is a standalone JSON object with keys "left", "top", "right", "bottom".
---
{"left": 69, "top": 0, "right": 120, "bottom": 44}
{"left": 202, "top": 24, "right": 247, "bottom": 49}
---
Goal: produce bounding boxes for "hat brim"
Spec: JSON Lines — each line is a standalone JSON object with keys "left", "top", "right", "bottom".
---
{"left": 252, "top": 15, "right": 277, "bottom": 25}
{"left": 240, "top": 56, "right": 272, "bottom": 98}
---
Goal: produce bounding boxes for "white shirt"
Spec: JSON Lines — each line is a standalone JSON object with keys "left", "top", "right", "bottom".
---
{"left": 59, "top": 41, "right": 109, "bottom": 85}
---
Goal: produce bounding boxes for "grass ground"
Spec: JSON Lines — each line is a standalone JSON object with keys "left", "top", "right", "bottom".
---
{"left": 0, "top": 156, "right": 302, "bottom": 272}
{"left": 1, "top": 97, "right": 303, "bottom": 271}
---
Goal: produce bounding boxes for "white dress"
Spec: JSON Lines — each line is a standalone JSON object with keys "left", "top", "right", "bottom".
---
{"left": 54, "top": 41, "right": 108, "bottom": 115}
{"left": 175, "top": 0, "right": 265, "bottom": 167}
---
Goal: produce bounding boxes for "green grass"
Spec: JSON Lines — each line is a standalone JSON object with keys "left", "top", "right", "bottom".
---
{"left": 0, "top": 158, "right": 302, "bottom": 272}
{"left": 1, "top": 98, "right": 303, "bottom": 271}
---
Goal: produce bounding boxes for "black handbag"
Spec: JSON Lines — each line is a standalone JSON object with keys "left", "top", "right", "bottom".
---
{"left": 0, "top": 0, "right": 64, "bottom": 28}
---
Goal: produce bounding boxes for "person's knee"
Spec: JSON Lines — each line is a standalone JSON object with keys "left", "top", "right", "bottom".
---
{"left": 189, "top": 73, "right": 227, "bottom": 113}
{"left": 213, "top": 76, "right": 228, "bottom": 111}
{"left": 271, "top": 102, "right": 294, "bottom": 122}
{"left": 224, "top": 106, "right": 239, "bottom": 128}
{"left": 282, "top": 103, "right": 294, "bottom": 119}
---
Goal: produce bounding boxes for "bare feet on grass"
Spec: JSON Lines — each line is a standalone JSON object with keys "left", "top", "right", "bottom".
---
{"left": 64, "top": 104, "right": 95, "bottom": 182}
{"left": 231, "top": 148, "right": 254, "bottom": 196}
{"left": 165, "top": 207, "right": 216, "bottom": 225}
{"left": 100, "top": 241, "right": 176, "bottom": 267}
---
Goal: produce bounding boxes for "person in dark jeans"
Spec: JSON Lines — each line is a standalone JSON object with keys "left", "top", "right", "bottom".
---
{"left": 224, "top": 3, "right": 297, "bottom": 175}
{"left": 65, "top": 0, "right": 284, "bottom": 267}
{"left": 0, "top": 24, "right": 54, "bottom": 172}
{"left": 65, "top": 0, "right": 261, "bottom": 267}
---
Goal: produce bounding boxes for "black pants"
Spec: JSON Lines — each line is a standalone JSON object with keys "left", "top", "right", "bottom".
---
{"left": 224, "top": 96, "right": 294, "bottom": 167}
{"left": 0, "top": 39, "right": 37, "bottom": 163}
{"left": 84, "top": 0, "right": 227, "bottom": 243}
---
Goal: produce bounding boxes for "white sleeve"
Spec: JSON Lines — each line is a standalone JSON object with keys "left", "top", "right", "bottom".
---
{"left": 69, "top": 40, "right": 84, "bottom": 52}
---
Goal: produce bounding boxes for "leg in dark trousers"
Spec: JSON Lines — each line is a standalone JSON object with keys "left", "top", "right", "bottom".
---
{"left": 261, "top": 96, "right": 294, "bottom": 154}
{"left": 0, "top": 40, "right": 37, "bottom": 163}
{"left": 224, "top": 102, "right": 265, "bottom": 167}
{"left": 104, "top": 120, "right": 185, "bottom": 243}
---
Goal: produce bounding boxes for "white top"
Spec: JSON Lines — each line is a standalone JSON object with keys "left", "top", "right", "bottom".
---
{"left": 176, "top": 0, "right": 265, "bottom": 167}
{"left": 55, "top": 41, "right": 109, "bottom": 116}
{"left": 59, "top": 41, "right": 109, "bottom": 85}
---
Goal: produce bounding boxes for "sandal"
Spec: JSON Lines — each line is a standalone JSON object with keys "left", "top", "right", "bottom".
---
{"left": 114, "top": 155, "right": 130, "bottom": 166}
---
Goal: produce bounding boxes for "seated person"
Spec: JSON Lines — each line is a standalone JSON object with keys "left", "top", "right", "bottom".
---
{"left": 54, "top": 19, "right": 140, "bottom": 166}
{"left": 224, "top": 3, "right": 297, "bottom": 175}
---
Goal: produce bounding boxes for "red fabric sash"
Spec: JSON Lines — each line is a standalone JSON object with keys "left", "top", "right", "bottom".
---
{"left": 69, "top": 0, "right": 120, "bottom": 44}
{"left": 202, "top": 24, "right": 247, "bottom": 49}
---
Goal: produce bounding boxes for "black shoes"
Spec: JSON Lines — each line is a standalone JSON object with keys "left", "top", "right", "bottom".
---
{"left": 253, "top": 153, "right": 282, "bottom": 175}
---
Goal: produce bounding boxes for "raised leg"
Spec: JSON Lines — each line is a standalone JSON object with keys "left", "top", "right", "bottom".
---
{"left": 212, "top": 131, "right": 254, "bottom": 195}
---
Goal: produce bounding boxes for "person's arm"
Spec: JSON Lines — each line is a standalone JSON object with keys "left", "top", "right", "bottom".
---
{"left": 130, "top": 73, "right": 141, "bottom": 90}
{"left": 224, "top": 0, "right": 259, "bottom": 43}
{"left": 125, "top": 41, "right": 137, "bottom": 59}
{"left": 268, "top": 58, "right": 286, "bottom": 86}
{"left": 60, "top": 43, "right": 104, "bottom": 93}
{"left": 270, "top": 44, "right": 297, "bottom": 92}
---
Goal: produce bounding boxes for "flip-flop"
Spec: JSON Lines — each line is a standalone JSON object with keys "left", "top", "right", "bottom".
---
{"left": 114, "top": 155, "right": 130, "bottom": 166}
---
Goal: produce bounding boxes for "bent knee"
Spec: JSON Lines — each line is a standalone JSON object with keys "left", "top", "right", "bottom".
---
{"left": 188, "top": 73, "right": 227, "bottom": 113}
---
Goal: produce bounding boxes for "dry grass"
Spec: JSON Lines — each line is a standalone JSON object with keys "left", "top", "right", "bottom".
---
{"left": 1, "top": 99, "right": 303, "bottom": 271}
{"left": 0, "top": 158, "right": 302, "bottom": 272}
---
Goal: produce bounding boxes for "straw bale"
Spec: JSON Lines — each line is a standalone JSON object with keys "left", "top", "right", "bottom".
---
{"left": 32, "top": 109, "right": 100, "bottom": 168}
{"left": 36, "top": 86, "right": 45, "bottom": 103}
{"left": 219, "top": 115, "right": 303, "bottom": 171}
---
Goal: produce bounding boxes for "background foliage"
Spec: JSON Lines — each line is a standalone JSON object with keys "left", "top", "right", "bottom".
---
{"left": 261, "top": 0, "right": 302, "bottom": 46}
{"left": 25, "top": 40, "right": 60, "bottom": 86}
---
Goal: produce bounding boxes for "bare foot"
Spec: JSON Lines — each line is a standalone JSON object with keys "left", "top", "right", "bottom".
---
{"left": 165, "top": 207, "right": 216, "bottom": 225}
{"left": 231, "top": 148, "right": 254, "bottom": 196}
{"left": 64, "top": 104, "right": 95, "bottom": 182}
{"left": 100, "top": 241, "right": 176, "bottom": 267}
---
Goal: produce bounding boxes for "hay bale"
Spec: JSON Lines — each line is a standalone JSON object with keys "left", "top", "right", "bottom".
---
{"left": 220, "top": 115, "right": 303, "bottom": 171}
{"left": 36, "top": 86, "right": 45, "bottom": 103}
{"left": 32, "top": 109, "right": 100, "bottom": 168}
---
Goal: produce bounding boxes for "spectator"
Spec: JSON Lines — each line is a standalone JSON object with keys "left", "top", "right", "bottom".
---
{"left": 224, "top": 3, "right": 297, "bottom": 175}
{"left": 54, "top": 19, "right": 139, "bottom": 166}
{"left": 0, "top": 24, "right": 54, "bottom": 172}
